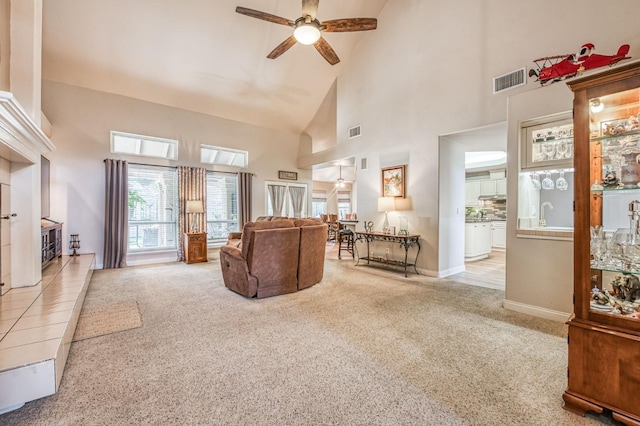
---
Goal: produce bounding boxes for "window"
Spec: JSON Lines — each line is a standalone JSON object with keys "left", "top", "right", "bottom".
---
{"left": 201, "top": 144, "right": 248, "bottom": 168}
{"left": 265, "top": 181, "right": 308, "bottom": 218}
{"left": 128, "top": 165, "right": 178, "bottom": 251}
{"left": 111, "top": 131, "right": 178, "bottom": 160}
{"left": 337, "top": 191, "right": 351, "bottom": 219}
{"left": 206, "top": 172, "right": 239, "bottom": 244}
{"left": 311, "top": 189, "right": 327, "bottom": 218}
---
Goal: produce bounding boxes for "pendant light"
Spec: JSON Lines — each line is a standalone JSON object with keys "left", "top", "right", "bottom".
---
{"left": 335, "top": 165, "right": 345, "bottom": 188}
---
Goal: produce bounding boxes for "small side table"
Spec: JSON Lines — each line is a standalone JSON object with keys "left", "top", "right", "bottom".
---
{"left": 184, "top": 232, "right": 207, "bottom": 264}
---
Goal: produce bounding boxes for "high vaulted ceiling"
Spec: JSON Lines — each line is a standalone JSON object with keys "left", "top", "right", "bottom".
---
{"left": 41, "top": 0, "right": 389, "bottom": 134}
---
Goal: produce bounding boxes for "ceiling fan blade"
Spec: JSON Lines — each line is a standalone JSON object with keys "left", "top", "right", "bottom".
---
{"left": 267, "top": 36, "right": 298, "bottom": 59}
{"left": 313, "top": 37, "right": 340, "bottom": 65}
{"left": 235, "top": 6, "right": 294, "bottom": 26}
{"left": 301, "top": 0, "right": 320, "bottom": 20}
{"left": 322, "top": 18, "right": 377, "bottom": 32}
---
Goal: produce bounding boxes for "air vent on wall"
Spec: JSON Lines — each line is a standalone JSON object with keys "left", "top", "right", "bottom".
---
{"left": 361, "top": 157, "right": 367, "bottom": 171}
{"left": 348, "top": 125, "right": 362, "bottom": 139}
{"left": 493, "top": 67, "right": 526, "bottom": 94}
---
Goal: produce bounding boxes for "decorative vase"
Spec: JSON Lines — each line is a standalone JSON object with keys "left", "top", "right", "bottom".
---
{"left": 399, "top": 216, "right": 408, "bottom": 234}
{"left": 620, "top": 152, "right": 640, "bottom": 188}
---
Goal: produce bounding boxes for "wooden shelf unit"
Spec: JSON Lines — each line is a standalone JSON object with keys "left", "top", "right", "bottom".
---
{"left": 41, "top": 219, "right": 62, "bottom": 269}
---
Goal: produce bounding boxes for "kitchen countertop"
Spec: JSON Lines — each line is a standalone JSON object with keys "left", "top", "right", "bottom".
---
{"left": 465, "top": 218, "right": 506, "bottom": 223}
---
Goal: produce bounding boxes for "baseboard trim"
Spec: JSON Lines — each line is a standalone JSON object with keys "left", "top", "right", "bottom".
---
{"left": 503, "top": 299, "right": 571, "bottom": 323}
{"left": 465, "top": 253, "right": 489, "bottom": 262}
{"left": 436, "top": 265, "right": 466, "bottom": 278}
{"left": 416, "top": 267, "right": 438, "bottom": 277}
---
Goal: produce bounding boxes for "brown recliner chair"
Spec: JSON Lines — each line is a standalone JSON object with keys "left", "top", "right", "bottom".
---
{"left": 220, "top": 219, "right": 300, "bottom": 298}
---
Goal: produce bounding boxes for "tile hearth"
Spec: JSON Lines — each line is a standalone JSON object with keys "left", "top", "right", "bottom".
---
{"left": 0, "top": 254, "right": 95, "bottom": 414}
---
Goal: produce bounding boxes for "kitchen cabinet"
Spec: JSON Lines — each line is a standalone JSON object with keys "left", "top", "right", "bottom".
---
{"left": 564, "top": 62, "right": 640, "bottom": 424}
{"left": 466, "top": 178, "right": 507, "bottom": 204}
{"left": 464, "top": 222, "right": 491, "bottom": 261}
{"left": 465, "top": 181, "right": 481, "bottom": 206}
{"left": 491, "top": 221, "right": 506, "bottom": 249}
{"left": 479, "top": 180, "right": 497, "bottom": 196}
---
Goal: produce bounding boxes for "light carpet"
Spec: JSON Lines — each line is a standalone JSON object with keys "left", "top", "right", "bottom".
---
{"left": 72, "top": 300, "right": 143, "bottom": 342}
{"left": 0, "top": 258, "right": 620, "bottom": 425}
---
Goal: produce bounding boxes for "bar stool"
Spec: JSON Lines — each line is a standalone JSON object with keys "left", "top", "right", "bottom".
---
{"left": 327, "top": 214, "right": 339, "bottom": 242}
{"left": 338, "top": 228, "right": 354, "bottom": 259}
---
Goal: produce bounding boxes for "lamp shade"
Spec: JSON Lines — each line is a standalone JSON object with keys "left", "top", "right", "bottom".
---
{"left": 186, "top": 200, "right": 204, "bottom": 213}
{"left": 394, "top": 196, "right": 413, "bottom": 211}
{"left": 377, "top": 197, "right": 395, "bottom": 212}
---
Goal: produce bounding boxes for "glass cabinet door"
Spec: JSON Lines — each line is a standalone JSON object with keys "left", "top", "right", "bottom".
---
{"left": 521, "top": 117, "right": 574, "bottom": 170}
{"left": 589, "top": 87, "right": 640, "bottom": 323}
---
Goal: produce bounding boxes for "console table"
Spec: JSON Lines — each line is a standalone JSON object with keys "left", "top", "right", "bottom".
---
{"left": 354, "top": 231, "right": 420, "bottom": 276}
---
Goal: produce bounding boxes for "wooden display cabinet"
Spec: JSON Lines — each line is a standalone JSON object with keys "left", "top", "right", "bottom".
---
{"left": 565, "top": 62, "right": 640, "bottom": 425}
{"left": 184, "top": 232, "right": 207, "bottom": 264}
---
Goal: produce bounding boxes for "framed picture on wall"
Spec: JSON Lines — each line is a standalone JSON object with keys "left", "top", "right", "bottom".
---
{"left": 278, "top": 170, "right": 298, "bottom": 180}
{"left": 382, "top": 165, "right": 406, "bottom": 198}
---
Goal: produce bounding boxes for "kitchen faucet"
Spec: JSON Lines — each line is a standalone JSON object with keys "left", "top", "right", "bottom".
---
{"left": 539, "top": 202, "right": 554, "bottom": 227}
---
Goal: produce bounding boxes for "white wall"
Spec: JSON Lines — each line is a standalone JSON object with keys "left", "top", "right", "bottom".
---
{"left": 306, "top": 81, "right": 337, "bottom": 154}
{"left": 10, "top": 0, "right": 42, "bottom": 127}
{"left": 41, "top": 81, "right": 311, "bottom": 269}
{"left": 505, "top": 83, "right": 575, "bottom": 320}
{"left": 438, "top": 139, "right": 466, "bottom": 276}
{"left": 0, "top": 0, "right": 9, "bottom": 92}
{"left": 303, "top": 0, "right": 640, "bottom": 278}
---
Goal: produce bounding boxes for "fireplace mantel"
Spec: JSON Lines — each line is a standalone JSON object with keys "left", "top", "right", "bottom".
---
{"left": 0, "top": 91, "right": 54, "bottom": 164}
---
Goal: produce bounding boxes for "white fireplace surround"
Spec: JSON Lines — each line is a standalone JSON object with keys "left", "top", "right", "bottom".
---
{"left": 0, "top": 90, "right": 55, "bottom": 291}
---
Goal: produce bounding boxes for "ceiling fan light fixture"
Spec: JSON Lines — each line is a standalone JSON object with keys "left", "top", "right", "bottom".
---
{"left": 293, "top": 23, "right": 321, "bottom": 45}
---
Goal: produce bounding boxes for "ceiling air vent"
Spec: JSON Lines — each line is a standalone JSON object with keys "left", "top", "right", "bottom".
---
{"left": 348, "top": 125, "right": 362, "bottom": 139}
{"left": 493, "top": 67, "right": 526, "bottom": 94}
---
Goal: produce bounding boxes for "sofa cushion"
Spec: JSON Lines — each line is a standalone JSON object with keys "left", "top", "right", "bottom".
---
{"left": 293, "top": 218, "right": 323, "bottom": 227}
{"left": 256, "top": 216, "right": 290, "bottom": 222}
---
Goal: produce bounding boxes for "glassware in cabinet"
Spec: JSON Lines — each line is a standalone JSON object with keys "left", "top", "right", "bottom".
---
{"left": 587, "top": 87, "right": 640, "bottom": 323}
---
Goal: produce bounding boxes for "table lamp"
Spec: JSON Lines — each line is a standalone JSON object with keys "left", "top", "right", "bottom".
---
{"left": 377, "top": 197, "right": 396, "bottom": 234}
{"left": 186, "top": 200, "right": 204, "bottom": 233}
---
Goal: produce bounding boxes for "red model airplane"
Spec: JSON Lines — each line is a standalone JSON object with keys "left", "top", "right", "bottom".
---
{"left": 529, "top": 43, "right": 631, "bottom": 84}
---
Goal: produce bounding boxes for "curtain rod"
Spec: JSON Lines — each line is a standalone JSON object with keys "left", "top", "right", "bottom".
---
{"left": 103, "top": 159, "right": 255, "bottom": 175}
{"left": 103, "top": 159, "right": 177, "bottom": 169}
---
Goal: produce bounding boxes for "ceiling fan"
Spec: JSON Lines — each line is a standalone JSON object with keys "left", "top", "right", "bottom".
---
{"left": 235, "top": 0, "right": 377, "bottom": 65}
{"left": 335, "top": 164, "right": 353, "bottom": 187}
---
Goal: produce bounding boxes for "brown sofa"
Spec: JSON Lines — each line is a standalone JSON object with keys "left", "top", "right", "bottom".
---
{"left": 219, "top": 218, "right": 327, "bottom": 298}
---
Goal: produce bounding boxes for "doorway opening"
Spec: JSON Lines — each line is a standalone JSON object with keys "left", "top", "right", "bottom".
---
{"left": 438, "top": 122, "right": 507, "bottom": 290}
